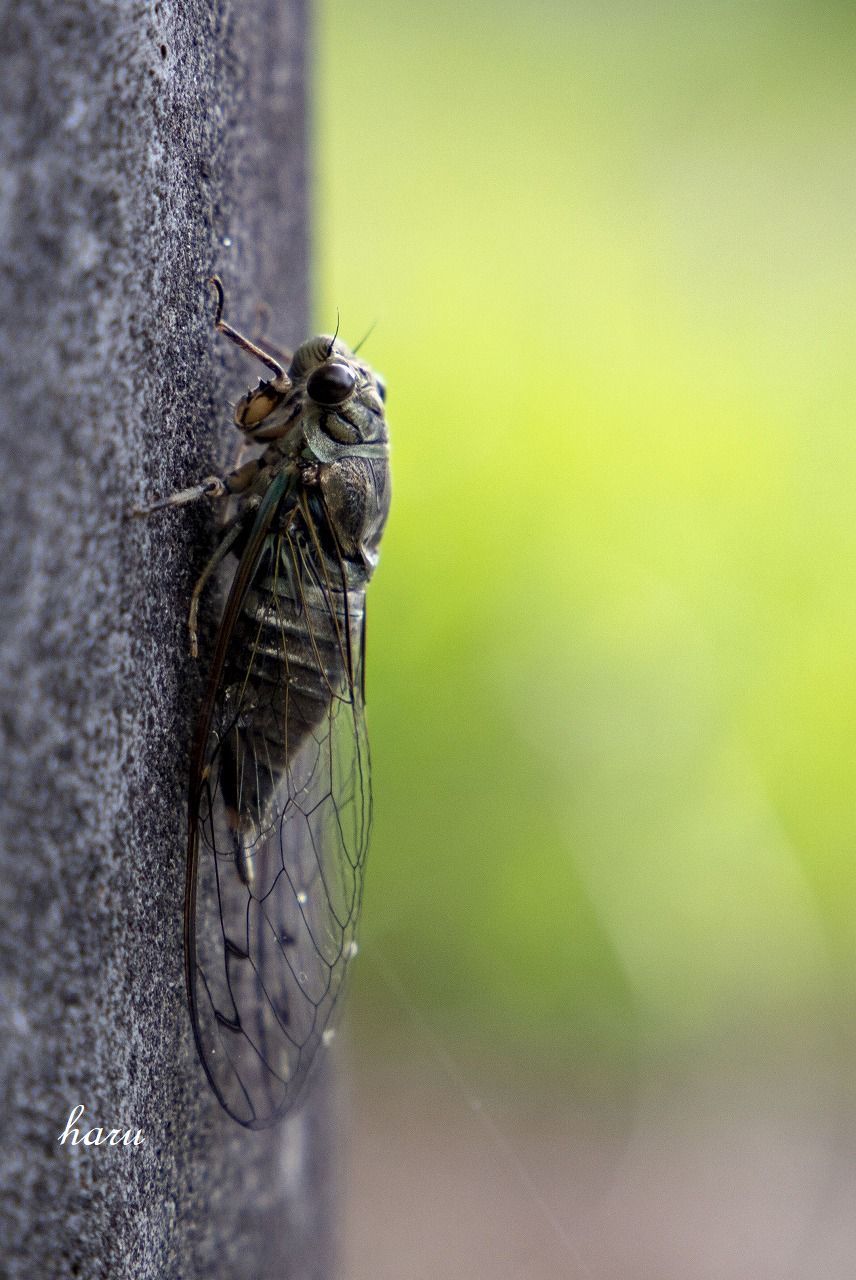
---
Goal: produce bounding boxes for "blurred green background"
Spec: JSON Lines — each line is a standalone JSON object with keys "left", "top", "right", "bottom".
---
{"left": 317, "top": 0, "right": 855, "bottom": 1071}
{"left": 313, "top": 0, "right": 854, "bottom": 1228}
{"left": 314, "top": 2, "right": 856, "bottom": 1271}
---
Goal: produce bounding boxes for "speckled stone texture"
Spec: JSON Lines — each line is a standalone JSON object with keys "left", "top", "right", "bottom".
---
{"left": 0, "top": 3, "right": 337, "bottom": 1277}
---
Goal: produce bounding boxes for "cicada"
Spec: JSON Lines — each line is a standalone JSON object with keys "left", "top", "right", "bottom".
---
{"left": 134, "top": 278, "right": 391, "bottom": 1127}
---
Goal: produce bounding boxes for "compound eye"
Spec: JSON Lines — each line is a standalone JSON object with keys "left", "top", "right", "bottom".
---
{"left": 306, "top": 360, "right": 357, "bottom": 406}
{"left": 375, "top": 375, "right": 387, "bottom": 403}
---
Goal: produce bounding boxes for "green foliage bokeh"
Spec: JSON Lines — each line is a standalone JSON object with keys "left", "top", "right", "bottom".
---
{"left": 316, "top": 0, "right": 856, "bottom": 1077}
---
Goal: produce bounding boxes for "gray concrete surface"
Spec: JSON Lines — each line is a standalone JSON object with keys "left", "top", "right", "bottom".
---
{"left": 0, "top": 2, "right": 336, "bottom": 1277}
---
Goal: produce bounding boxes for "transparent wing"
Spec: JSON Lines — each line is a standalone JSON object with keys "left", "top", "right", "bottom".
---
{"left": 187, "top": 503, "right": 370, "bottom": 1129}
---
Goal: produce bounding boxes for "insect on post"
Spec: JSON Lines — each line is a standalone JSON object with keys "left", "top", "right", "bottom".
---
{"left": 133, "top": 277, "right": 391, "bottom": 1128}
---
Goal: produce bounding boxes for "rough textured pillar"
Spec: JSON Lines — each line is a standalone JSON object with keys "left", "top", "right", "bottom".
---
{"left": 0, "top": 2, "right": 336, "bottom": 1277}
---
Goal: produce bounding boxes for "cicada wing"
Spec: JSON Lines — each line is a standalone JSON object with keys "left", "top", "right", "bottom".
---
{"left": 188, "top": 521, "right": 370, "bottom": 1129}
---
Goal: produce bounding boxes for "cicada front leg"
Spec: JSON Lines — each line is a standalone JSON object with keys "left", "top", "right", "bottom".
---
{"left": 209, "top": 275, "right": 291, "bottom": 385}
{"left": 210, "top": 277, "right": 297, "bottom": 442}
{"left": 252, "top": 299, "right": 293, "bottom": 370}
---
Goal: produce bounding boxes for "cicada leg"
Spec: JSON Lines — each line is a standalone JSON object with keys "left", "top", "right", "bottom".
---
{"left": 129, "top": 457, "right": 262, "bottom": 519}
{"left": 186, "top": 508, "right": 256, "bottom": 658}
{"left": 253, "top": 299, "right": 293, "bottom": 369}
{"left": 128, "top": 474, "right": 229, "bottom": 518}
{"left": 210, "top": 276, "right": 292, "bottom": 387}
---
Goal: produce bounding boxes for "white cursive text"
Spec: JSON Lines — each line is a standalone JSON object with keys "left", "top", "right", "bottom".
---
{"left": 58, "top": 1104, "right": 144, "bottom": 1148}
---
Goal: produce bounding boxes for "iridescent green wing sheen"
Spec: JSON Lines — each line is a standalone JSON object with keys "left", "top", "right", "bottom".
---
{"left": 186, "top": 477, "right": 370, "bottom": 1128}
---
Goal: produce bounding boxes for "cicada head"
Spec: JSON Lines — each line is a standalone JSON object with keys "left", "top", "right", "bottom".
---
{"left": 287, "top": 333, "right": 391, "bottom": 573}
{"left": 291, "top": 335, "right": 387, "bottom": 448}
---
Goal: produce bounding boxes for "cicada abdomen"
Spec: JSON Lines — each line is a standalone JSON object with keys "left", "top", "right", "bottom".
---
{"left": 135, "top": 280, "right": 390, "bottom": 1127}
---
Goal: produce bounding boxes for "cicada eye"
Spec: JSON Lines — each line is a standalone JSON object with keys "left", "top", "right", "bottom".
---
{"left": 306, "top": 360, "right": 357, "bottom": 407}
{"left": 375, "top": 375, "right": 387, "bottom": 403}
